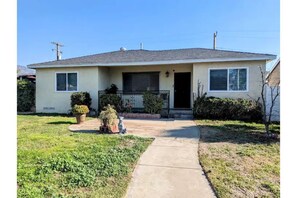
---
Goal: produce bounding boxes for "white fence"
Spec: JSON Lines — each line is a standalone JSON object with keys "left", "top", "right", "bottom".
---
{"left": 265, "top": 85, "right": 280, "bottom": 122}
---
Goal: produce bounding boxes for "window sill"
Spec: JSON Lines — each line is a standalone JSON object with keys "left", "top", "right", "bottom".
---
{"left": 208, "top": 90, "right": 248, "bottom": 93}
{"left": 55, "top": 90, "right": 78, "bottom": 93}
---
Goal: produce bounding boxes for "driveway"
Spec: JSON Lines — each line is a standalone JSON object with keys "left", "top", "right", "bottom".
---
{"left": 69, "top": 119, "right": 216, "bottom": 197}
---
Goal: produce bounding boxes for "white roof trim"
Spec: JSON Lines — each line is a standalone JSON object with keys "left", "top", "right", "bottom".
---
{"left": 28, "top": 56, "right": 276, "bottom": 69}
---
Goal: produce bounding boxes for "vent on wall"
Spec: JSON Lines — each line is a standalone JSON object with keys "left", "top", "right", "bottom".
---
{"left": 43, "top": 107, "right": 55, "bottom": 110}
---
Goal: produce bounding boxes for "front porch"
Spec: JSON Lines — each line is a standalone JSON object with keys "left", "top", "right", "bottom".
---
{"left": 98, "top": 90, "right": 193, "bottom": 118}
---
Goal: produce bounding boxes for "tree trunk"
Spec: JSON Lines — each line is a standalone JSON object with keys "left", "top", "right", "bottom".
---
{"left": 265, "top": 122, "right": 270, "bottom": 135}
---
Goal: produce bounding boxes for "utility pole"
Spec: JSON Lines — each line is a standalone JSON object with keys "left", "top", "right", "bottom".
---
{"left": 213, "top": 31, "right": 217, "bottom": 50}
{"left": 51, "top": 42, "right": 64, "bottom": 60}
{"left": 140, "top": 42, "right": 143, "bottom": 50}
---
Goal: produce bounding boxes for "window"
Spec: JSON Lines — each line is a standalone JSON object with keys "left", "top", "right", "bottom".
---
{"left": 229, "top": 69, "right": 247, "bottom": 91}
{"left": 209, "top": 69, "right": 228, "bottom": 91}
{"left": 123, "top": 72, "right": 159, "bottom": 92}
{"left": 56, "top": 72, "right": 78, "bottom": 91}
{"left": 209, "top": 68, "right": 247, "bottom": 91}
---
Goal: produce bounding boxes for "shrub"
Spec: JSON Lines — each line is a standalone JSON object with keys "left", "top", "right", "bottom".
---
{"left": 105, "top": 84, "right": 118, "bottom": 94}
{"left": 70, "top": 92, "right": 92, "bottom": 109}
{"left": 72, "top": 105, "right": 89, "bottom": 115}
{"left": 17, "top": 79, "right": 35, "bottom": 112}
{"left": 99, "top": 94, "right": 122, "bottom": 112}
{"left": 99, "top": 104, "right": 118, "bottom": 126}
{"left": 143, "top": 91, "right": 163, "bottom": 114}
{"left": 193, "top": 96, "right": 262, "bottom": 121}
{"left": 123, "top": 99, "right": 133, "bottom": 113}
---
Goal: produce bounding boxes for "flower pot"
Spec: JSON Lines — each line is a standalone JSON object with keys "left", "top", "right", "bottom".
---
{"left": 75, "top": 114, "right": 86, "bottom": 124}
{"left": 110, "top": 124, "right": 118, "bottom": 133}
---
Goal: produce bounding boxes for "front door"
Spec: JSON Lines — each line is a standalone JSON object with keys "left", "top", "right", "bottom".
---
{"left": 174, "top": 72, "right": 191, "bottom": 108}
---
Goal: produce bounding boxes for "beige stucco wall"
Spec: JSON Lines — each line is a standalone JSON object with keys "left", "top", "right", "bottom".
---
{"left": 267, "top": 62, "right": 280, "bottom": 86}
{"left": 109, "top": 64, "right": 193, "bottom": 109}
{"left": 36, "top": 67, "right": 102, "bottom": 113}
{"left": 192, "top": 61, "right": 266, "bottom": 100}
{"left": 98, "top": 67, "right": 110, "bottom": 90}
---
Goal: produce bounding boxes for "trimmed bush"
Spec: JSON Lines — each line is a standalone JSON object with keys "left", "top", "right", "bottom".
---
{"left": 99, "top": 94, "right": 122, "bottom": 112}
{"left": 17, "top": 79, "right": 35, "bottom": 112}
{"left": 143, "top": 91, "right": 163, "bottom": 114}
{"left": 72, "top": 105, "right": 89, "bottom": 115}
{"left": 193, "top": 96, "right": 262, "bottom": 121}
{"left": 70, "top": 92, "right": 92, "bottom": 109}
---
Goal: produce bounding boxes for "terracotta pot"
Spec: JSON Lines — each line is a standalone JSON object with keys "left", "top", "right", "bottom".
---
{"left": 110, "top": 124, "right": 119, "bottom": 133}
{"left": 75, "top": 114, "right": 86, "bottom": 124}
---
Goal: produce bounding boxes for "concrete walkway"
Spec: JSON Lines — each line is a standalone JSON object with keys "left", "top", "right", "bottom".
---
{"left": 69, "top": 119, "right": 215, "bottom": 198}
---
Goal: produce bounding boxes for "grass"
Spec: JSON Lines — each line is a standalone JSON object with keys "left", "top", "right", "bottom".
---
{"left": 17, "top": 115, "right": 153, "bottom": 198}
{"left": 196, "top": 120, "right": 280, "bottom": 198}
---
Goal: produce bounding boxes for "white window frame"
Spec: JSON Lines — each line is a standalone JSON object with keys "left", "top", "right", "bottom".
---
{"left": 208, "top": 67, "right": 249, "bottom": 92}
{"left": 55, "top": 72, "right": 79, "bottom": 92}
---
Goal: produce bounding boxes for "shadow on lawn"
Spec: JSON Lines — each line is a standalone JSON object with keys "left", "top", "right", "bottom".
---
{"left": 32, "top": 113, "right": 72, "bottom": 117}
{"left": 71, "top": 130, "right": 120, "bottom": 135}
{"left": 199, "top": 124, "right": 279, "bottom": 144}
{"left": 71, "top": 130, "right": 99, "bottom": 134}
{"left": 47, "top": 121, "right": 75, "bottom": 125}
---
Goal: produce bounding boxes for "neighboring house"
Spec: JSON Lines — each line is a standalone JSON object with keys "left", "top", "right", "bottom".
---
{"left": 17, "top": 65, "right": 36, "bottom": 83}
{"left": 28, "top": 47, "right": 276, "bottom": 114}
{"left": 266, "top": 59, "right": 280, "bottom": 122}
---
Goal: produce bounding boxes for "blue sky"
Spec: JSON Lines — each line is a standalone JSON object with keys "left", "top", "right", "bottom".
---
{"left": 18, "top": 0, "right": 280, "bottom": 70}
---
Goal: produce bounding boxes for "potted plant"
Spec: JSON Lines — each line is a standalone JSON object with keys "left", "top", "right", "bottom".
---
{"left": 98, "top": 104, "right": 118, "bottom": 133}
{"left": 72, "top": 104, "right": 89, "bottom": 124}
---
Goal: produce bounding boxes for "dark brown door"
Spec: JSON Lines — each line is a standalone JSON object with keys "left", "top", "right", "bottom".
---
{"left": 174, "top": 72, "right": 191, "bottom": 108}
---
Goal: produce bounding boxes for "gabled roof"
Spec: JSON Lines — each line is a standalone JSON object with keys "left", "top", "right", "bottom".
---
{"left": 28, "top": 47, "right": 276, "bottom": 68}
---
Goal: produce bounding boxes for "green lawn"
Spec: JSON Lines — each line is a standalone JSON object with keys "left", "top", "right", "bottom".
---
{"left": 17, "top": 115, "right": 153, "bottom": 198}
{"left": 196, "top": 120, "right": 280, "bottom": 198}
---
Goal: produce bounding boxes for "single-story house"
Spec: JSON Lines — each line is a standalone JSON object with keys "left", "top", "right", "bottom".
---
{"left": 28, "top": 47, "right": 276, "bottom": 114}
{"left": 266, "top": 59, "right": 280, "bottom": 121}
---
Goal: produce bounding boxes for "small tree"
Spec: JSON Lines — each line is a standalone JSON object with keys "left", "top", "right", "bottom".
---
{"left": 259, "top": 66, "right": 280, "bottom": 136}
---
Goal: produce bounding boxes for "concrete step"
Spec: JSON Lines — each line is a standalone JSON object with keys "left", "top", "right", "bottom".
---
{"left": 172, "top": 114, "right": 193, "bottom": 119}
{"left": 169, "top": 109, "right": 193, "bottom": 119}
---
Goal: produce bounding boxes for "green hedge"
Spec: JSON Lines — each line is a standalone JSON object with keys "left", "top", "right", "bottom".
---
{"left": 143, "top": 91, "right": 163, "bottom": 114}
{"left": 193, "top": 96, "right": 262, "bottom": 121}
{"left": 17, "top": 80, "right": 35, "bottom": 112}
{"left": 70, "top": 92, "right": 92, "bottom": 109}
{"left": 99, "top": 94, "right": 122, "bottom": 112}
